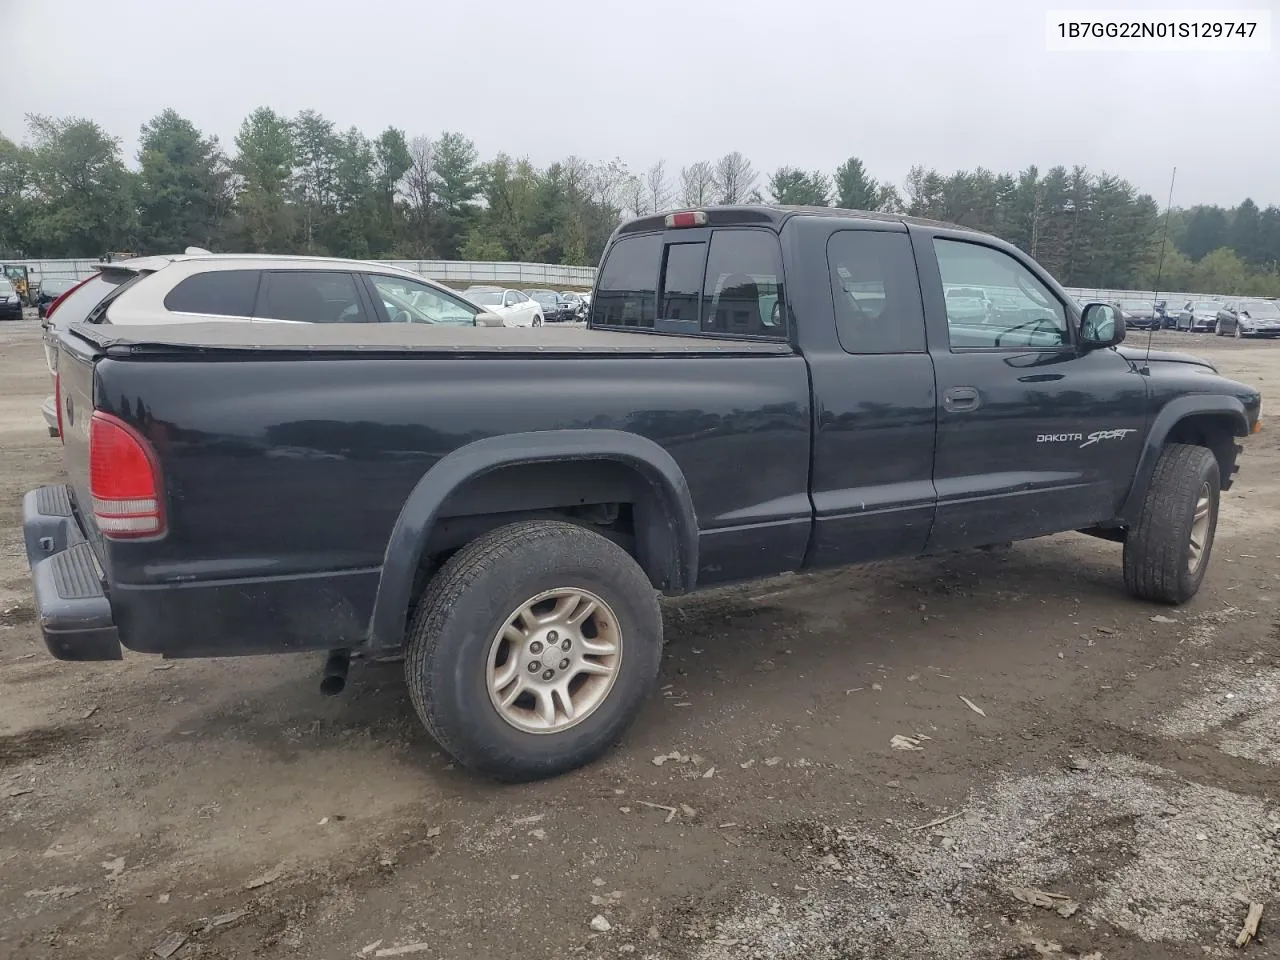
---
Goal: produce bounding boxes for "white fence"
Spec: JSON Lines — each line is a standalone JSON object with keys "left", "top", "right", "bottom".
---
{"left": 16, "top": 258, "right": 598, "bottom": 289}
{"left": 15, "top": 259, "right": 1246, "bottom": 305}
{"left": 1063, "top": 288, "right": 1230, "bottom": 305}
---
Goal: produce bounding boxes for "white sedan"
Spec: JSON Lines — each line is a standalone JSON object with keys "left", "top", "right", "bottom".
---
{"left": 464, "top": 287, "right": 544, "bottom": 327}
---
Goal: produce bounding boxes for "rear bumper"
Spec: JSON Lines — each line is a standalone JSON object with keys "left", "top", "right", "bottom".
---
{"left": 23, "top": 486, "right": 123, "bottom": 661}
{"left": 24, "top": 486, "right": 379, "bottom": 660}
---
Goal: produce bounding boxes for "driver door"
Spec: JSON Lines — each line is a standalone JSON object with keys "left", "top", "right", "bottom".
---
{"left": 502, "top": 290, "right": 526, "bottom": 325}
{"left": 912, "top": 228, "right": 1148, "bottom": 551}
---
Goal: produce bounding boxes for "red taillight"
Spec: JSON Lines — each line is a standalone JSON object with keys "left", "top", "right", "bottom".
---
{"left": 665, "top": 210, "right": 708, "bottom": 228}
{"left": 89, "top": 411, "right": 164, "bottom": 538}
{"left": 45, "top": 273, "right": 95, "bottom": 320}
{"left": 55, "top": 372, "right": 64, "bottom": 443}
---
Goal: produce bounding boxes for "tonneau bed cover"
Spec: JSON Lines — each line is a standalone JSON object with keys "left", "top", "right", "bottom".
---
{"left": 69, "top": 322, "right": 793, "bottom": 357}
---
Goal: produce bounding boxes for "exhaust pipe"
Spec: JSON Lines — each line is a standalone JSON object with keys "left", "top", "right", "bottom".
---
{"left": 320, "top": 649, "right": 350, "bottom": 696}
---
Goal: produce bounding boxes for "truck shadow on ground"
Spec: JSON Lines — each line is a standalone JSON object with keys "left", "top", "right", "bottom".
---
{"left": 156, "top": 536, "right": 1145, "bottom": 775}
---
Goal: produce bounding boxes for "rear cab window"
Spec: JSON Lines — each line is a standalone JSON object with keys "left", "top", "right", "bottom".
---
{"left": 591, "top": 228, "right": 787, "bottom": 339}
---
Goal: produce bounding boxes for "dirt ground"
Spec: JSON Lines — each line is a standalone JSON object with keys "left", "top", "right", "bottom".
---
{"left": 2, "top": 317, "right": 1278, "bottom": 960}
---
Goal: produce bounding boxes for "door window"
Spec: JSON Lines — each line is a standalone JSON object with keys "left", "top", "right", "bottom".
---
{"left": 258, "top": 272, "right": 368, "bottom": 323}
{"left": 933, "top": 239, "right": 1067, "bottom": 349}
{"left": 827, "top": 230, "right": 926, "bottom": 354}
{"left": 369, "top": 275, "right": 479, "bottom": 325}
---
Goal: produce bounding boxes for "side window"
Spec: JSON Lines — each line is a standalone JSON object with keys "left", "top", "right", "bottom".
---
{"left": 257, "top": 272, "right": 368, "bottom": 324}
{"left": 369, "top": 275, "right": 478, "bottom": 325}
{"left": 934, "top": 239, "right": 1067, "bottom": 349}
{"left": 163, "top": 270, "right": 260, "bottom": 317}
{"left": 592, "top": 233, "right": 661, "bottom": 328}
{"left": 503, "top": 291, "right": 517, "bottom": 307}
{"left": 826, "top": 230, "right": 926, "bottom": 354}
{"left": 660, "top": 242, "right": 706, "bottom": 324}
{"left": 701, "top": 230, "right": 786, "bottom": 338}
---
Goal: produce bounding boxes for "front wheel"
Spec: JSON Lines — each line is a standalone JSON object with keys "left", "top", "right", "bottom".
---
{"left": 1122, "top": 443, "right": 1220, "bottom": 604}
{"left": 404, "top": 520, "right": 663, "bottom": 781}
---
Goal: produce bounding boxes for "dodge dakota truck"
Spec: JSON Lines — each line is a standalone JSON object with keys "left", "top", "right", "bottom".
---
{"left": 23, "top": 206, "right": 1263, "bottom": 781}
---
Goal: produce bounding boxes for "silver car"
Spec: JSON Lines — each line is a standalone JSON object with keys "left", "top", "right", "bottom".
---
{"left": 38, "top": 252, "right": 502, "bottom": 435}
{"left": 1218, "top": 299, "right": 1280, "bottom": 339}
{"left": 1177, "top": 299, "right": 1224, "bottom": 333}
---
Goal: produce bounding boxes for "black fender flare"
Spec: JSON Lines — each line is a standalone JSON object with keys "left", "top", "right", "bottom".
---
{"left": 1118, "top": 395, "right": 1249, "bottom": 523}
{"left": 367, "top": 429, "right": 699, "bottom": 651}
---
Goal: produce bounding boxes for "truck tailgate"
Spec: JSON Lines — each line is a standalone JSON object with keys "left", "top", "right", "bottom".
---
{"left": 55, "top": 331, "right": 104, "bottom": 557}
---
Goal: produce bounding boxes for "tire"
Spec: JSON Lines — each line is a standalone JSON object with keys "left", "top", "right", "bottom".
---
{"left": 1122, "top": 443, "right": 1220, "bottom": 605}
{"left": 404, "top": 520, "right": 663, "bottom": 781}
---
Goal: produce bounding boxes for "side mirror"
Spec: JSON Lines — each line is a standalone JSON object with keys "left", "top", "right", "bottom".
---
{"left": 474, "top": 311, "right": 504, "bottom": 327}
{"left": 1080, "top": 302, "right": 1125, "bottom": 349}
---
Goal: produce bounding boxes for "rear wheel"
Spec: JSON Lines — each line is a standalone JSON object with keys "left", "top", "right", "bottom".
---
{"left": 1122, "top": 443, "right": 1220, "bottom": 604}
{"left": 404, "top": 520, "right": 662, "bottom": 781}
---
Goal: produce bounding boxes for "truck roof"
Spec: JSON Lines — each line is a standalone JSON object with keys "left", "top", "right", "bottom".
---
{"left": 616, "top": 204, "right": 974, "bottom": 236}
{"left": 69, "top": 322, "right": 793, "bottom": 357}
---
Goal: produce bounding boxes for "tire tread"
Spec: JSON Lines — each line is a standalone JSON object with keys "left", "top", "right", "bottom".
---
{"left": 1122, "top": 442, "right": 1218, "bottom": 604}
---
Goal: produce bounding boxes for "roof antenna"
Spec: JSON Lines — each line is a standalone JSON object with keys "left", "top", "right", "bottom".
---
{"left": 1146, "top": 166, "right": 1177, "bottom": 372}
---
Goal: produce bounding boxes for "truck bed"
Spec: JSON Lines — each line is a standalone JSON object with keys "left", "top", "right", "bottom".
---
{"left": 70, "top": 322, "right": 794, "bottom": 357}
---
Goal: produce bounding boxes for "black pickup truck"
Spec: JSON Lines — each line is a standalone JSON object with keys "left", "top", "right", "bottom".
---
{"left": 23, "top": 206, "right": 1262, "bottom": 781}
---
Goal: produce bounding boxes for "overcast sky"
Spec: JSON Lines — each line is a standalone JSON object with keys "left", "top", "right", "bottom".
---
{"left": 7, "top": 0, "right": 1277, "bottom": 208}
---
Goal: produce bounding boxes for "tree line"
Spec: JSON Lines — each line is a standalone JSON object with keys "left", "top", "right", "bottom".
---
{"left": 1, "top": 108, "right": 1277, "bottom": 296}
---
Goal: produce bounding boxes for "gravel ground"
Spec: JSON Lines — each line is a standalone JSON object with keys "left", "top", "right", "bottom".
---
{"left": 1, "top": 322, "right": 1278, "bottom": 959}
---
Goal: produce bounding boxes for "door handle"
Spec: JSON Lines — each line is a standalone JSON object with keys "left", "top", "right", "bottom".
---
{"left": 943, "top": 386, "right": 981, "bottom": 412}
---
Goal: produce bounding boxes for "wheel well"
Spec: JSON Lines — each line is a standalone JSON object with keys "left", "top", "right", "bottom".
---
{"left": 1165, "top": 414, "right": 1241, "bottom": 488}
{"left": 418, "top": 459, "right": 684, "bottom": 592}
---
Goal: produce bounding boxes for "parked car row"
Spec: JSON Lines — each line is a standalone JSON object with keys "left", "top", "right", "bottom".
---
{"left": 1215, "top": 299, "right": 1280, "bottom": 338}
{"left": 1152, "top": 297, "right": 1280, "bottom": 338}
{"left": 1102, "top": 296, "right": 1280, "bottom": 340}
{"left": 459, "top": 287, "right": 590, "bottom": 326}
